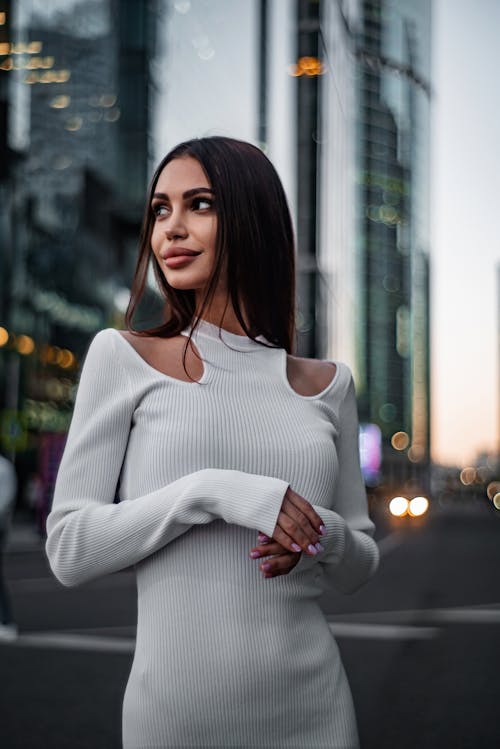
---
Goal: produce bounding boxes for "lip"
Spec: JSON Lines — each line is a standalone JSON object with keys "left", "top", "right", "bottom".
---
{"left": 164, "top": 254, "right": 200, "bottom": 268}
{"left": 163, "top": 246, "right": 202, "bottom": 268}
{"left": 165, "top": 246, "right": 201, "bottom": 259}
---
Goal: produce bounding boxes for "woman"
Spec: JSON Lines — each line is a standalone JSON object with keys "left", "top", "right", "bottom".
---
{"left": 46, "top": 136, "right": 379, "bottom": 748}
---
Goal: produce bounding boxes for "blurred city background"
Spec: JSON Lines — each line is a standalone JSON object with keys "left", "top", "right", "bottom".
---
{"left": 0, "top": 1, "right": 499, "bottom": 748}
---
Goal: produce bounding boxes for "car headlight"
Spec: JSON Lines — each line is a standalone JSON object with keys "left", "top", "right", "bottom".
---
{"left": 389, "top": 496, "right": 409, "bottom": 517}
{"left": 408, "top": 496, "right": 429, "bottom": 517}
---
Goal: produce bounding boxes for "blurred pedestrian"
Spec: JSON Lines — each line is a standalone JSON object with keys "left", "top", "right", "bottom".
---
{"left": 0, "top": 451, "right": 18, "bottom": 641}
{"left": 45, "top": 137, "right": 379, "bottom": 748}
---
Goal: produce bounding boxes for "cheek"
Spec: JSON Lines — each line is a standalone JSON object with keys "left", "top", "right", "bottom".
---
{"left": 150, "top": 225, "right": 162, "bottom": 256}
{"left": 206, "top": 221, "right": 217, "bottom": 252}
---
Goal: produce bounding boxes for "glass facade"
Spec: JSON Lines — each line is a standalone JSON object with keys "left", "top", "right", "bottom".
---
{"left": 354, "top": 0, "right": 432, "bottom": 484}
{"left": 0, "top": 0, "right": 157, "bottom": 525}
{"left": 313, "top": 0, "right": 431, "bottom": 487}
{"left": 317, "top": 0, "right": 359, "bottom": 368}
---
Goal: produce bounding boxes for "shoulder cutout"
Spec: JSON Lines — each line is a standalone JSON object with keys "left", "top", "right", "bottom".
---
{"left": 117, "top": 331, "right": 204, "bottom": 382}
{"left": 286, "top": 355, "right": 337, "bottom": 397}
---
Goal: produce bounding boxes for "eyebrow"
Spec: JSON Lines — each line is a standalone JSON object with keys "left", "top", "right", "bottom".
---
{"left": 151, "top": 187, "right": 215, "bottom": 201}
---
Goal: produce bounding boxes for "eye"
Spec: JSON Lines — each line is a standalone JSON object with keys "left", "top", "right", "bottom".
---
{"left": 192, "top": 196, "right": 213, "bottom": 211}
{"left": 152, "top": 203, "right": 169, "bottom": 218}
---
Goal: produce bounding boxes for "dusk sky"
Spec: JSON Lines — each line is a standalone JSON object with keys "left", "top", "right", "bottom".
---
{"left": 431, "top": 0, "right": 499, "bottom": 466}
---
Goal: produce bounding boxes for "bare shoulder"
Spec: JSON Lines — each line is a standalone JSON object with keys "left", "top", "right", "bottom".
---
{"left": 117, "top": 330, "right": 165, "bottom": 359}
{"left": 286, "top": 354, "right": 337, "bottom": 397}
{"left": 116, "top": 331, "right": 203, "bottom": 382}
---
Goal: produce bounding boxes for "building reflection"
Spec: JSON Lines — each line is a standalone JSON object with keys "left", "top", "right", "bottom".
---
{"left": 292, "top": 0, "right": 431, "bottom": 498}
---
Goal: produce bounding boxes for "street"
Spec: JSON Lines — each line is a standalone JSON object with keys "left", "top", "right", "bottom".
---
{"left": 1, "top": 500, "right": 499, "bottom": 749}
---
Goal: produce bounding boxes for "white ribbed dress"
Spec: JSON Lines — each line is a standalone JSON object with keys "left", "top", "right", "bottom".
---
{"left": 45, "top": 319, "right": 379, "bottom": 749}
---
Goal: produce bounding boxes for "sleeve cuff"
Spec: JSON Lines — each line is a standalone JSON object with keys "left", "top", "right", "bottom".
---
{"left": 200, "top": 468, "right": 289, "bottom": 536}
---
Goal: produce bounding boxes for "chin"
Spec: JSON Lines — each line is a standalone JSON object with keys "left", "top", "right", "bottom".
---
{"left": 163, "top": 273, "right": 209, "bottom": 292}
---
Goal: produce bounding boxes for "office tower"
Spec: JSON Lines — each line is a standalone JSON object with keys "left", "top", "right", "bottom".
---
{"left": 354, "top": 0, "right": 432, "bottom": 480}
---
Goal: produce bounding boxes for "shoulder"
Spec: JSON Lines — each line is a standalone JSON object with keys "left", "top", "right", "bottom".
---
{"left": 109, "top": 330, "right": 203, "bottom": 382}
{"left": 80, "top": 328, "right": 122, "bottom": 368}
{"left": 73, "top": 330, "right": 136, "bottom": 404}
{"left": 78, "top": 329, "right": 129, "bottom": 384}
{"left": 286, "top": 355, "right": 338, "bottom": 397}
{"left": 86, "top": 328, "right": 156, "bottom": 359}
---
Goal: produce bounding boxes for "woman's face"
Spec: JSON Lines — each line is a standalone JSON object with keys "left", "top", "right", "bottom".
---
{"left": 150, "top": 156, "right": 219, "bottom": 296}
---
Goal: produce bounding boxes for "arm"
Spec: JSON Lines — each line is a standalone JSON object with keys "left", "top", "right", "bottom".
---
{"left": 45, "top": 330, "right": 289, "bottom": 588}
{"left": 312, "top": 372, "right": 379, "bottom": 593}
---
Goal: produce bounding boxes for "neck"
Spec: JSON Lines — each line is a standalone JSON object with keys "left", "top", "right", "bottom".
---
{"left": 195, "top": 293, "right": 249, "bottom": 336}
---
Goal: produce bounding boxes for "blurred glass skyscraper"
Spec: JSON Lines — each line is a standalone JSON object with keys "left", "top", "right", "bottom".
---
{"left": 353, "top": 0, "right": 431, "bottom": 481}
{"left": 299, "top": 0, "right": 432, "bottom": 486}
{"left": 0, "top": 0, "right": 158, "bottom": 520}
{"left": 284, "top": 0, "right": 431, "bottom": 485}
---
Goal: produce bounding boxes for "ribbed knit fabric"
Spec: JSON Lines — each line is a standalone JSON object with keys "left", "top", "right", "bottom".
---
{"left": 45, "top": 319, "right": 379, "bottom": 749}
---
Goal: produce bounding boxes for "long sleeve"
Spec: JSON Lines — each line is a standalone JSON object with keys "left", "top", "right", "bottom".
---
{"left": 45, "top": 330, "right": 288, "bottom": 587}
{"left": 312, "top": 373, "right": 379, "bottom": 594}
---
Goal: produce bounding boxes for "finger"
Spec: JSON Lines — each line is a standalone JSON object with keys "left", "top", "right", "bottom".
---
{"left": 249, "top": 542, "right": 287, "bottom": 559}
{"left": 276, "top": 505, "right": 326, "bottom": 553}
{"left": 286, "top": 487, "right": 326, "bottom": 534}
{"left": 261, "top": 552, "right": 301, "bottom": 578}
{"left": 272, "top": 522, "right": 323, "bottom": 557}
{"left": 279, "top": 499, "right": 319, "bottom": 547}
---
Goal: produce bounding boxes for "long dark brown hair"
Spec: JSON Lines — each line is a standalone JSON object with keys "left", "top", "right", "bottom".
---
{"left": 125, "top": 136, "right": 296, "bottom": 357}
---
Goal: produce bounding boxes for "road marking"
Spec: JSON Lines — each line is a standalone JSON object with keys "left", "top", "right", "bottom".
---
{"left": 332, "top": 604, "right": 500, "bottom": 626}
{"left": 2, "top": 625, "right": 439, "bottom": 651}
{"left": 7, "top": 573, "right": 135, "bottom": 594}
{"left": 0, "top": 631, "right": 135, "bottom": 653}
{"left": 2, "top": 604, "right": 498, "bottom": 653}
{"left": 329, "top": 622, "right": 440, "bottom": 640}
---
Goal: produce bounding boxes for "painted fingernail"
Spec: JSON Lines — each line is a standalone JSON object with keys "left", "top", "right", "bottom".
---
{"left": 262, "top": 563, "right": 271, "bottom": 572}
{"left": 307, "top": 544, "right": 318, "bottom": 555}
{"left": 291, "top": 543, "right": 302, "bottom": 553}
{"left": 319, "top": 525, "right": 327, "bottom": 535}
{"left": 258, "top": 533, "right": 269, "bottom": 543}
{"left": 250, "top": 550, "right": 261, "bottom": 559}
{"left": 315, "top": 542, "right": 324, "bottom": 553}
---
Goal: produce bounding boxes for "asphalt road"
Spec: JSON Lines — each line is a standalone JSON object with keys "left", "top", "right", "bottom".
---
{"left": 1, "top": 499, "right": 499, "bottom": 749}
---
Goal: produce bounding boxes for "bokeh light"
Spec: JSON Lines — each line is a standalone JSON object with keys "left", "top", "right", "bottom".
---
{"left": 57, "top": 349, "right": 76, "bottom": 369}
{"left": 288, "top": 56, "right": 325, "bottom": 77}
{"left": 486, "top": 481, "right": 500, "bottom": 500}
{"left": 50, "top": 95, "right": 70, "bottom": 109}
{"left": 389, "top": 496, "right": 409, "bottom": 517}
{"left": 65, "top": 116, "right": 83, "bottom": 131}
{"left": 409, "top": 496, "right": 429, "bottom": 517}
{"left": 460, "top": 467, "right": 476, "bottom": 485}
{"left": 16, "top": 335, "right": 35, "bottom": 355}
{"left": 0, "top": 326, "right": 8, "bottom": 346}
{"left": 391, "top": 431, "right": 410, "bottom": 450}
{"left": 493, "top": 494, "right": 500, "bottom": 511}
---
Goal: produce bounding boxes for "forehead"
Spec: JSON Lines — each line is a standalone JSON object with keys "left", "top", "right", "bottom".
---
{"left": 155, "top": 156, "right": 211, "bottom": 192}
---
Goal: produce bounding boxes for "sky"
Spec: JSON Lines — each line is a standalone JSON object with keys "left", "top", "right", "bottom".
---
{"left": 431, "top": 0, "right": 499, "bottom": 466}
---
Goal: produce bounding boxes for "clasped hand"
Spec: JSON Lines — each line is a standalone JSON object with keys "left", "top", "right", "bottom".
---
{"left": 249, "top": 487, "right": 326, "bottom": 579}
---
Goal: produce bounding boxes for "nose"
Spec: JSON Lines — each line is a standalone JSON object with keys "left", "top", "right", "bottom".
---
{"left": 164, "top": 208, "right": 188, "bottom": 240}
